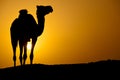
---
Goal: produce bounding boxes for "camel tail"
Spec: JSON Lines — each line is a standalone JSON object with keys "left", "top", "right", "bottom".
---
{"left": 10, "top": 18, "right": 20, "bottom": 49}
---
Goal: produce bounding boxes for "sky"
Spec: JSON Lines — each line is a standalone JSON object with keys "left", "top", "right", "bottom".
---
{"left": 0, "top": 0, "right": 120, "bottom": 68}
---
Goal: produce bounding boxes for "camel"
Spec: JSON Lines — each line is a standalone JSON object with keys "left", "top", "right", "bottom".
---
{"left": 10, "top": 5, "right": 53, "bottom": 67}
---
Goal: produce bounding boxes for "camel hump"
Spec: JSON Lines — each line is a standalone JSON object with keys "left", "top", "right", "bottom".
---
{"left": 25, "top": 14, "right": 38, "bottom": 38}
{"left": 27, "top": 14, "right": 37, "bottom": 26}
{"left": 11, "top": 12, "right": 38, "bottom": 42}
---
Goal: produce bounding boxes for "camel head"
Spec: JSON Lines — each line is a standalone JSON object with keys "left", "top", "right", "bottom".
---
{"left": 36, "top": 5, "right": 53, "bottom": 16}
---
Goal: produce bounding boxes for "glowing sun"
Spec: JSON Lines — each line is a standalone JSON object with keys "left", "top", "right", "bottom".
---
{"left": 27, "top": 42, "right": 32, "bottom": 50}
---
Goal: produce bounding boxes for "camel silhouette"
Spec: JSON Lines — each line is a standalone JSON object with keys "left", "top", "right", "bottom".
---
{"left": 10, "top": 5, "right": 53, "bottom": 67}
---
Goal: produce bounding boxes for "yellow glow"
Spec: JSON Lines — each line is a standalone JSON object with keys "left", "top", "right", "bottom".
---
{"left": 0, "top": 0, "right": 120, "bottom": 68}
{"left": 27, "top": 42, "right": 32, "bottom": 50}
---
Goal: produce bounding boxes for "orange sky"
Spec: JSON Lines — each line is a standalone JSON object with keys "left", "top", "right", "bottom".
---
{"left": 0, "top": 0, "right": 120, "bottom": 68}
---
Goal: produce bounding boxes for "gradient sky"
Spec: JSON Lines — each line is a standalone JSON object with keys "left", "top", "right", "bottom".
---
{"left": 0, "top": 0, "right": 120, "bottom": 68}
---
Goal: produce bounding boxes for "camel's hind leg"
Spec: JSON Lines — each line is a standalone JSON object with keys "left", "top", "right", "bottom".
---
{"left": 12, "top": 44, "right": 17, "bottom": 67}
{"left": 11, "top": 38, "right": 18, "bottom": 67}
{"left": 19, "top": 40, "right": 23, "bottom": 66}
{"left": 30, "top": 37, "right": 37, "bottom": 64}
{"left": 23, "top": 42, "right": 27, "bottom": 65}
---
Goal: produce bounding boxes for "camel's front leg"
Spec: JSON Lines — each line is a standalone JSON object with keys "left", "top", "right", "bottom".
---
{"left": 30, "top": 37, "right": 37, "bottom": 64}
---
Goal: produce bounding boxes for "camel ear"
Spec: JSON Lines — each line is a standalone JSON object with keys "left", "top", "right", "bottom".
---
{"left": 37, "top": 5, "right": 39, "bottom": 8}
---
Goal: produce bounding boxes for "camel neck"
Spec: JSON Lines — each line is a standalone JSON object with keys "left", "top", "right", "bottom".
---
{"left": 37, "top": 16, "right": 45, "bottom": 27}
{"left": 37, "top": 16, "right": 45, "bottom": 36}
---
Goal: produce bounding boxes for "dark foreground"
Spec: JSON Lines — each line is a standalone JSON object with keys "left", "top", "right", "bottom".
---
{"left": 0, "top": 60, "right": 120, "bottom": 80}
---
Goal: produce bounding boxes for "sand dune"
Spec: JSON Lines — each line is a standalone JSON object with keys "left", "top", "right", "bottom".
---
{"left": 0, "top": 60, "right": 120, "bottom": 80}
